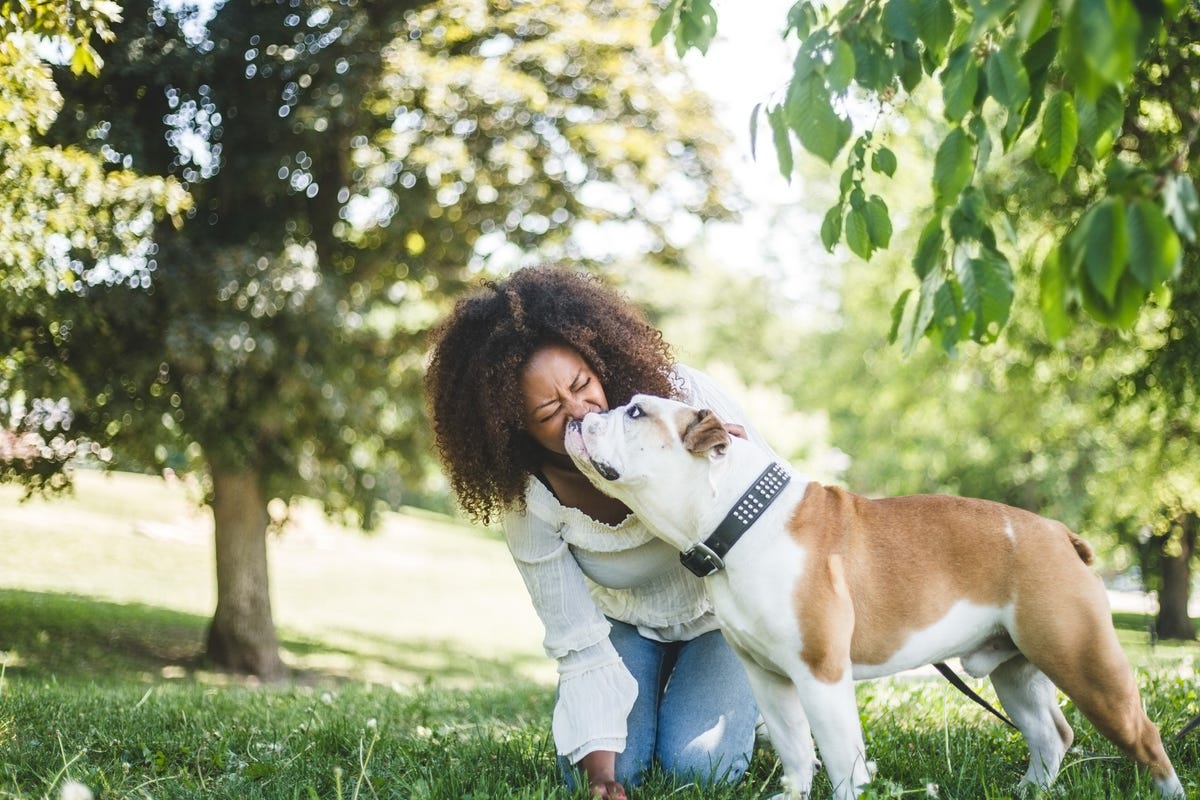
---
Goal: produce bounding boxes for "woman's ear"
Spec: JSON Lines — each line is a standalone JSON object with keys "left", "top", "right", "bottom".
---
{"left": 682, "top": 408, "right": 731, "bottom": 458}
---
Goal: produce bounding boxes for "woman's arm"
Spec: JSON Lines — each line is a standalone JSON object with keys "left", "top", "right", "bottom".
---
{"left": 502, "top": 500, "right": 638, "bottom": 768}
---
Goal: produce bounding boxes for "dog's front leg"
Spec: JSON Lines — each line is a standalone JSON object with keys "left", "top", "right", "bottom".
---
{"left": 739, "top": 659, "right": 819, "bottom": 800}
{"left": 795, "top": 669, "right": 873, "bottom": 800}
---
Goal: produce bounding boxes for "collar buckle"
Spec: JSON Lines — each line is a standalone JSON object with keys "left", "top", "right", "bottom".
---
{"left": 679, "top": 541, "right": 726, "bottom": 578}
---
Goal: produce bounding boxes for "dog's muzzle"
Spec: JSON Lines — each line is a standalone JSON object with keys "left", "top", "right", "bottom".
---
{"left": 566, "top": 419, "right": 620, "bottom": 481}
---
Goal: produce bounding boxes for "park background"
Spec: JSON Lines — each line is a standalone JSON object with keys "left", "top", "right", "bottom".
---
{"left": 2, "top": 0, "right": 1198, "bottom": 798}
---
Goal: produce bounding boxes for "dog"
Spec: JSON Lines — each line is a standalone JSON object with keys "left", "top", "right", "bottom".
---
{"left": 564, "top": 395, "right": 1185, "bottom": 799}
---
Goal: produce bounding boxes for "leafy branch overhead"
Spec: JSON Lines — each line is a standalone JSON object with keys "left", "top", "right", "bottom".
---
{"left": 656, "top": 0, "right": 1200, "bottom": 353}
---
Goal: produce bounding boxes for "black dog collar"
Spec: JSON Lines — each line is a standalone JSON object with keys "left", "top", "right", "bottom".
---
{"left": 680, "top": 462, "right": 792, "bottom": 578}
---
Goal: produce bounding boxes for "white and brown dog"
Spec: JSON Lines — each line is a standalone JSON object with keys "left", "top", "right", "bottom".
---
{"left": 564, "top": 395, "right": 1185, "bottom": 800}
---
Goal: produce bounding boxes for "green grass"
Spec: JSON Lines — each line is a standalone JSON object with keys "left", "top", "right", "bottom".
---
{"left": 1, "top": 471, "right": 1198, "bottom": 798}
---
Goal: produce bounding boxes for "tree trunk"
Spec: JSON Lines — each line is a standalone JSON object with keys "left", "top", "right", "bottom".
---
{"left": 205, "top": 465, "right": 287, "bottom": 679}
{"left": 1155, "top": 513, "right": 1196, "bottom": 641}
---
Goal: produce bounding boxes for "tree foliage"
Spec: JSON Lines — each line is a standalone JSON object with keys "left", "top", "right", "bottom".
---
{"left": 2, "top": 0, "right": 735, "bottom": 675}
{"left": 657, "top": 0, "right": 1200, "bottom": 352}
{"left": 0, "top": 0, "right": 190, "bottom": 492}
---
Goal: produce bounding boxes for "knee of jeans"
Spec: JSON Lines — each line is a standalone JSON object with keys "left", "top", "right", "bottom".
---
{"left": 613, "top": 744, "right": 653, "bottom": 787}
{"left": 659, "top": 745, "right": 750, "bottom": 786}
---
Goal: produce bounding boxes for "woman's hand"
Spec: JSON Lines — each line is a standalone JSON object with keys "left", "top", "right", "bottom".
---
{"left": 580, "top": 751, "right": 627, "bottom": 799}
{"left": 588, "top": 779, "right": 628, "bottom": 799}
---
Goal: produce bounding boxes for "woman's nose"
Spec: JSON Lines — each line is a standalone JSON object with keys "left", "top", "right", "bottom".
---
{"left": 564, "top": 397, "right": 595, "bottom": 421}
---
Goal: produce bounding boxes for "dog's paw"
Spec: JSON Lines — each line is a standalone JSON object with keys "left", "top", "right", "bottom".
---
{"left": 772, "top": 773, "right": 812, "bottom": 800}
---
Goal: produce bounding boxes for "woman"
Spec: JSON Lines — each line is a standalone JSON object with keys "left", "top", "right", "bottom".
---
{"left": 425, "top": 266, "right": 771, "bottom": 798}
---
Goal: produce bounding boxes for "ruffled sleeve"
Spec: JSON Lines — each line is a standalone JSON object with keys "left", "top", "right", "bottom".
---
{"left": 502, "top": 498, "right": 639, "bottom": 762}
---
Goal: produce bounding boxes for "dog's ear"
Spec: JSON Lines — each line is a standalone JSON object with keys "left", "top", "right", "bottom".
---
{"left": 682, "top": 408, "right": 730, "bottom": 458}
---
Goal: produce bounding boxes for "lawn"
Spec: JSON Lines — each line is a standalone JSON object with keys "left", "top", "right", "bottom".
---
{"left": 0, "top": 471, "right": 1197, "bottom": 799}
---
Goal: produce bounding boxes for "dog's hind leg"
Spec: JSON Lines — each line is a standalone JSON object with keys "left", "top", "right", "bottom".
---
{"left": 1014, "top": 594, "right": 1184, "bottom": 798}
{"left": 989, "top": 655, "right": 1072, "bottom": 791}
{"left": 741, "top": 660, "right": 820, "bottom": 799}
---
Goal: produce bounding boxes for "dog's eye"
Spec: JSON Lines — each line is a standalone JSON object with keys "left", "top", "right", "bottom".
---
{"left": 626, "top": 404, "right": 643, "bottom": 419}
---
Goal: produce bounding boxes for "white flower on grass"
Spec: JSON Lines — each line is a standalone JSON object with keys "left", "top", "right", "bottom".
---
{"left": 926, "top": 783, "right": 941, "bottom": 798}
{"left": 320, "top": 692, "right": 334, "bottom": 705}
{"left": 59, "top": 781, "right": 94, "bottom": 800}
{"left": 366, "top": 718, "right": 377, "bottom": 730}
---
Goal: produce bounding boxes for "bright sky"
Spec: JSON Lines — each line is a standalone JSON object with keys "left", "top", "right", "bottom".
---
{"left": 678, "top": 0, "right": 837, "bottom": 311}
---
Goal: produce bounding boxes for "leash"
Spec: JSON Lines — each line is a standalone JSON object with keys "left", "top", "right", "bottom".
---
{"left": 1175, "top": 711, "right": 1200, "bottom": 740}
{"left": 935, "top": 663, "right": 1200, "bottom": 747}
{"left": 933, "top": 662, "right": 1018, "bottom": 730}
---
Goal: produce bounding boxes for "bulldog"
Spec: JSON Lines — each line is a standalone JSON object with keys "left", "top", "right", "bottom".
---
{"left": 564, "top": 395, "right": 1184, "bottom": 800}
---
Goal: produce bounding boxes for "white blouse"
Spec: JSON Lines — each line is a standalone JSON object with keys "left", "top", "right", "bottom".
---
{"left": 501, "top": 365, "right": 773, "bottom": 763}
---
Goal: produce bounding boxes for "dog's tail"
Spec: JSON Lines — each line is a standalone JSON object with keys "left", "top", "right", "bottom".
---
{"left": 1067, "top": 530, "right": 1095, "bottom": 565}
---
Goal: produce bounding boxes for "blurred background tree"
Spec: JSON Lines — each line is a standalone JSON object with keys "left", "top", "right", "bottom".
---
{"left": 2, "top": 0, "right": 735, "bottom": 678}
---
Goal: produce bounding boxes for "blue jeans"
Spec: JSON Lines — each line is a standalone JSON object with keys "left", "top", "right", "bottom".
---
{"left": 561, "top": 618, "right": 759, "bottom": 789}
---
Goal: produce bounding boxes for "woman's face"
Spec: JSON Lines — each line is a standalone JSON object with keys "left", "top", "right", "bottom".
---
{"left": 519, "top": 343, "right": 609, "bottom": 456}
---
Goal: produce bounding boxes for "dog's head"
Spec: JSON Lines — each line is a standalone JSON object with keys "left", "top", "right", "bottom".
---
{"left": 564, "top": 394, "right": 762, "bottom": 546}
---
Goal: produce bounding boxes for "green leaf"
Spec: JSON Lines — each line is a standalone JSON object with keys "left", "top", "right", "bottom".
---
{"left": 767, "top": 106, "right": 794, "bottom": 180}
{"left": 1018, "top": 26, "right": 1058, "bottom": 135}
{"left": 894, "top": 39, "right": 924, "bottom": 92}
{"left": 933, "top": 127, "right": 975, "bottom": 207}
{"left": 1035, "top": 91, "right": 1077, "bottom": 180}
{"left": 888, "top": 288, "right": 914, "bottom": 345}
{"left": 845, "top": 206, "right": 874, "bottom": 260}
{"left": 985, "top": 41, "right": 1030, "bottom": 111}
{"left": 1081, "top": 198, "right": 1128, "bottom": 305}
{"left": 1076, "top": 0, "right": 1140, "bottom": 86}
{"left": 956, "top": 247, "right": 1014, "bottom": 342}
{"left": 784, "top": 72, "right": 851, "bottom": 164}
{"left": 914, "top": 0, "right": 954, "bottom": 65}
{"left": 913, "top": 216, "right": 944, "bottom": 279}
{"left": 905, "top": 267, "right": 946, "bottom": 355}
{"left": 650, "top": 0, "right": 681, "bottom": 46}
{"left": 883, "top": 0, "right": 920, "bottom": 43}
{"left": 1040, "top": 247, "right": 1072, "bottom": 342}
{"left": 676, "top": 0, "right": 719, "bottom": 56}
{"left": 871, "top": 146, "right": 897, "bottom": 177}
{"left": 1126, "top": 199, "right": 1182, "bottom": 288}
{"left": 785, "top": 1, "right": 819, "bottom": 39}
{"left": 851, "top": 37, "right": 895, "bottom": 92}
{"left": 1162, "top": 173, "right": 1200, "bottom": 243}
{"left": 931, "top": 276, "right": 965, "bottom": 353}
{"left": 864, "top": 195, "right": 892, "bottom": 248}
{"left": 1017, "top": 0, "right": 1053, "bottom": 43}
{"left": 1075, "top": 86, "right": 1123, "bottom": 159}
{"left": 1082, "top": 269, "right": 1146, "bottom": 329}
{"left": 949, "top": 186, "right": 987, "bottom": 241}
{"left": 749, "top": 102, "right": 762, "bottom": 161}
{"left": 1062, "top": 0, "right": 1140, "bottom": 100}
{"left": 941, "top": 45, "right": 980, "bottom": 123}
{"left": 820, "top": 204, "right": 843, "bottom": 252}
{"left": 827, "top": 39, "right": 857, "bottom": 92}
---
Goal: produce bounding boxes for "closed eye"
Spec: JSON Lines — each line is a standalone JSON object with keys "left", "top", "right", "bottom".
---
{"left": 626, "top": 404, "right": 643, "bottom": 419}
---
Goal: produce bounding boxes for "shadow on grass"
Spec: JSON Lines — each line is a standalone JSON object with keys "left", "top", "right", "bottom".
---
{"left": 1112, "top": 609, "right": 1200, "bottom": 635}
{"left": 0, "top": 589, "right": 548, "bottom": 689}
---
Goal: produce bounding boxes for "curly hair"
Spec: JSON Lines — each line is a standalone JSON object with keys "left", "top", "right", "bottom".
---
{"left": 424, "top": 266, "right": 676, "bottom": 524}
